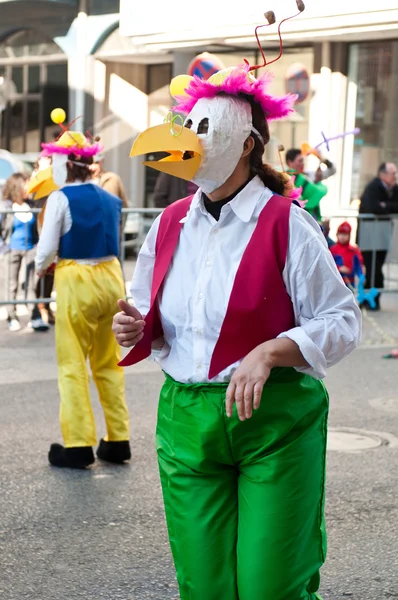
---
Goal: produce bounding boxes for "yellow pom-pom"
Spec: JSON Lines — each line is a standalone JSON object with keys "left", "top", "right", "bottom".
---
{"left": 208, "top": 66, "right": 256, "bottom": 87}
{"left": 51, "top": 108, "right": 66, "bottom": 124}
{"left": 170, "top": 75, "right": 193, "bottom": 99}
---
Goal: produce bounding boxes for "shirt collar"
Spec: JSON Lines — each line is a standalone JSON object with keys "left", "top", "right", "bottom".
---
{"left": 180, "top": 176, "right": 270, "bottom": 224}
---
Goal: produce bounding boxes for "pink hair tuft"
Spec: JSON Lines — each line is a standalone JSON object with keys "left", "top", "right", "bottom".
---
{"left": 172, "top": 65, "right": 297, "bottom": 121}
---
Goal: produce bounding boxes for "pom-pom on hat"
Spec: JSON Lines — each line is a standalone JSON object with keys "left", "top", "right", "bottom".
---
{"left": 41, "top": 109, "right": 103, "bottom": 158}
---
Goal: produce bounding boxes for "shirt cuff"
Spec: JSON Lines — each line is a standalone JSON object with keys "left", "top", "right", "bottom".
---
{"left": 35, "top": 252, "right": 56, "bottom": 272}
{"left": 277, "top": 327, "right": 327, "bottom": 380}
{"left": 148, "top": 341, "right": 170, "bottom": 363}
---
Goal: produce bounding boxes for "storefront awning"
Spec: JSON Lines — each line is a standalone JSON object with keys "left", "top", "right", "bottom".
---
{"left": 119, "top": 0, "right": 398, "bottom": 50}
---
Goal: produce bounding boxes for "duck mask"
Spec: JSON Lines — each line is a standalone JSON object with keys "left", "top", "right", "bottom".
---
{"left": 130, "top": 2, "right": 306, "bottom": 194}
{"left": 185, "top": 95, "right": 254, "bottom": 194}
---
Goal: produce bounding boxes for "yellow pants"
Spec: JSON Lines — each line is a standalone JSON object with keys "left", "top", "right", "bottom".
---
{"left": 55, "top": 258, "right": 129, "bottom": 448}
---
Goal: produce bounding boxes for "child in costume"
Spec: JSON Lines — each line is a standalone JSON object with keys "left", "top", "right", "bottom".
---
{"left": 331, "top": 221, "right": 365, "bottom": 287}
{"left": 113, "top": 3, "right": 361, "bottom": 597}
{"left": 34, "top": 113, "right": 131, "bottom": 469}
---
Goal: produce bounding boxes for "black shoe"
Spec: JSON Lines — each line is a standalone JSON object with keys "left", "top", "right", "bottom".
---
{"left": 96, "top": 439, "right": 131, "bottom": 464}
{"left": 48, "top": 443, "right": 95, "bottom": 469}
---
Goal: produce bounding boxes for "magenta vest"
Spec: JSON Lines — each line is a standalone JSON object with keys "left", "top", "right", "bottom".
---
{"left": 119, "top": 193, "right": 295, "bottom": 379}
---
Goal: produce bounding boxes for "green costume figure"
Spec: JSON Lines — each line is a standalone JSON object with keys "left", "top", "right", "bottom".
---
{"left": 285, "top": 147, "right": 336, "bottom": 222}
{"left": 293, "top": 172, "right": 328, "bottom": 222}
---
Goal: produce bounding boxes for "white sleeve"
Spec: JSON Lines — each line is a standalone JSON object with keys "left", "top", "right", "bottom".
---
{"left": 130, "top": 213, "right": 161, "bottom": 315}
{"left": 35, "top": 191, "right": 69, "bottom": 271}
{"left": 130, "top": 213, "right": 171, "bottom": 362}
{"left": 279, "top": 206, "right": 362, "bottom": 379}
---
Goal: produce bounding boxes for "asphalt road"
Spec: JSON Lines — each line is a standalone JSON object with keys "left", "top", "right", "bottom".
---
{"left": 1, "top": 295, "right": 398, "bottom": 600}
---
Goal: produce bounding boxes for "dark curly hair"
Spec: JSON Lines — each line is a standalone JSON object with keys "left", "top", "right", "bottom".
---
{"left": 244, "top": 96, "right": 294, "bottom": 197}
{"left": 66, "top": 154, "right": 93, "bottom": 183}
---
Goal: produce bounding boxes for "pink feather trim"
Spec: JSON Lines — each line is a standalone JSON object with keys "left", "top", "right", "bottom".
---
{"left": 41, "top": 142, "right": 103, "bottom": 158}
{"left": 287, "top": 185, "right": 302, "bottom": 200}
{"left": 172, "top": 64, "right": 297, "bottom": 121}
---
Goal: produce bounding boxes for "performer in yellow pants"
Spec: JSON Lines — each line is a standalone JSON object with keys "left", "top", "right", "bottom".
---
{"left": 33, "top": 112, "right": 131, "bottom": 468}
{"left": 55, "top": 259, "right": 128, "bottom": 449}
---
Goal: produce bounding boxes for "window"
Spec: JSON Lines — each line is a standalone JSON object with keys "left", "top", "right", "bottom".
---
{"left": 0, "top": 32, "right": 68, "bottom": 153}
{"left": 348, "top": 41, "right": 398, "bottom": 201}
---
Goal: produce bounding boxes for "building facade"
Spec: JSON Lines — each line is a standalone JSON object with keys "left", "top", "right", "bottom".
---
{"left": 0, "top": 0, "right": 398, "bottom": 214}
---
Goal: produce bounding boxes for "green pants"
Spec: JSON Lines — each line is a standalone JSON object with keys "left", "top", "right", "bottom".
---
{"left": 156, "top": 368, "right": 328, "bottom": 600}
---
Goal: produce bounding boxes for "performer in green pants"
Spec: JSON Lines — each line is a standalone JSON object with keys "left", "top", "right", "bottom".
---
{"left": 157, "top": 370, "right": 328, "bottom": 599}
{"left": 113, "top": 4, "right": 361, "bottom": 597}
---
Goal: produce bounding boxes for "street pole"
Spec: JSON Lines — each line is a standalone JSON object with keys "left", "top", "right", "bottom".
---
{"left": 68, "top": 0, "right": 88, "bottom": 129}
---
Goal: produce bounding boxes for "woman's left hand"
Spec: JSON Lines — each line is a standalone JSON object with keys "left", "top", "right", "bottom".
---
{"left": 225, "top": 344, "right": 273, "bottom": 421}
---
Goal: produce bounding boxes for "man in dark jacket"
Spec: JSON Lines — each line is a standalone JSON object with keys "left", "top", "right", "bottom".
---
{"left": 358, "top": 162, "right": 398, "bottom": 307}
{"left": 153, "top": 172, "right": 198, "bottom": 208}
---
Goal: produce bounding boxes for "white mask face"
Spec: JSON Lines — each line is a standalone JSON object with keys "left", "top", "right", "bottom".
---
{"left": 185, "top": 96, "right": 253, "bottom": 194}
{"left": 52, "top": 153, "right": 68, "bottom": 187}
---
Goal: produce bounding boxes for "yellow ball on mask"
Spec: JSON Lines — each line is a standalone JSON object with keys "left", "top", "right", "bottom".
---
{"left": 50, "top": 108, "right": 66, "bottom": 124}
{"left": 170, "top": 75, "right": 193, "bottom": 99}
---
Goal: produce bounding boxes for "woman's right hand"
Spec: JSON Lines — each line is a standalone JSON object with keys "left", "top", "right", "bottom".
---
{"left": 112, "top": 299, "right": 146, "bottom": 348}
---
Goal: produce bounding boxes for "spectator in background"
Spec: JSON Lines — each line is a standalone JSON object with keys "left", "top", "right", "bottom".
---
{"left": 358, "top": 162, "right": 398, "bottom": 307}
{"left": 153, "top": 172, "right": 198, "bottom": 208}
{"left": 286, "top": 148, "right": 336, "bottom": 222}
{"left": 321, "top": 218, "right": 335, "bottom": 249}
{"left": 0, "top": 173, "right": 49, "bottom": 332}
{"left": 29, "top": 152, "right": 56, "bottom": 325}
{"left": 331, "top": 221, "right": 364, "bottom": 287}
{"left": 89, "top": 151, "right": 129, "bottom": 209}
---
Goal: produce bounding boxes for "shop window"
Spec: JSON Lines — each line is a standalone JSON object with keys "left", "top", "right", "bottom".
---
{"left": 88, "top": 0, "right": 120, "bottom": 15}
{"left": 0, "top": 30, "right": 64, "bottom": 59}
{"left": 26, "top": 101, "right": 40, "bottom": 152}
{"left": 28, "top": 66, "right": 40, "bottom": 94}
{"left": 9, "top": 101, "right": 24, "bottom": 153}
{"left": 11, "top": 66, "right": 23, "bottom": 94}
{"left": 348, "top": 41, "right": 398, "bottom": 202}
{"left": 0, "top": 31, "right": 67, "bottom": 153}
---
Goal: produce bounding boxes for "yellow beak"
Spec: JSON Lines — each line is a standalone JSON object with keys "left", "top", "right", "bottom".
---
{"left": 27, "top": 167, "right": 59, "bottom": 200}
{"left": 130, "top": 123, "right": 202, "bottom": 181}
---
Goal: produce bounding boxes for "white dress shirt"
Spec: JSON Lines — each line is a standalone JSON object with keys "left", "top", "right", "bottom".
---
{"left": 130, "top": 176, "right": 361, "bottom": 383}
{"left": 35, "top": 181, "right": 115, "bottom": 271}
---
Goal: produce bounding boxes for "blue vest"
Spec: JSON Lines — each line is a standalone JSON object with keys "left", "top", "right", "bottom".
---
{"left": 59, "top": 184, "right": 121, "bottom": 260}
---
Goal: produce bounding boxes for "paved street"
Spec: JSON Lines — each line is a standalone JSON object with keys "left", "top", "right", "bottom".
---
{"left": 1, "top": 293, "right": 398, "bottom": 600}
